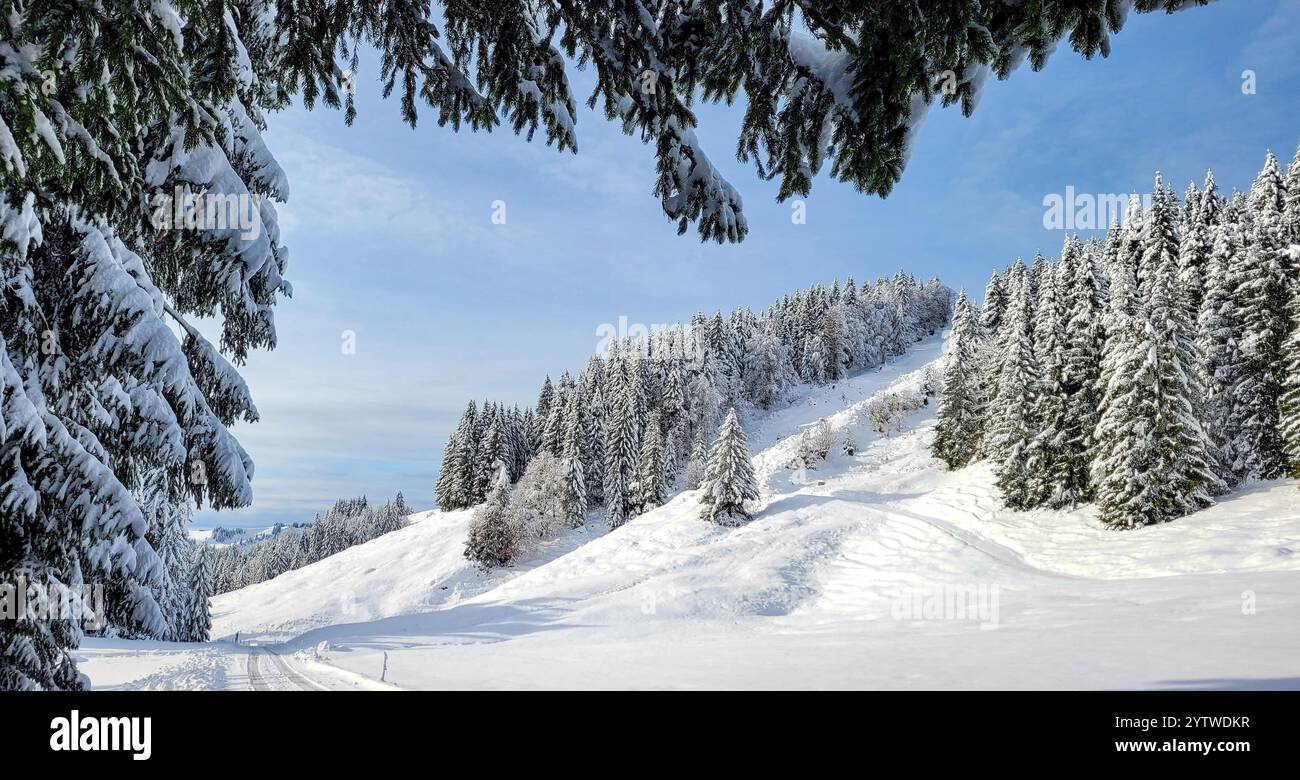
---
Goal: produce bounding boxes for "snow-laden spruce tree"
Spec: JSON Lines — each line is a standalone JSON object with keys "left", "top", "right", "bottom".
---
{"left": 604, "top": 355, "right": 641, "bottom": 528}
{"left": 535, "top": 377, "right": 555, "bottom": 447}
{"left": 542, "top": 373, "right": 572, "bottom": 456}
{"left": 660, "top": 357, "right": 689, "bottom": 447}
{"left": 932, "top": 290, "right": 985, "bottom": 469}
{"left": 582, "top": 362, "right": 607, "bottom": 508}
{"left": 980, "top": 270, "right": 1008, "bottom": 337}
{"left": 1231, "top": 155, "right": 1291, "bottom": 479}
{"left": 1058, "top": 237, "right": 1106, "bottom": 505}
{"left": 560, "top": 393, "right": 587, "bottom": 528}
{"left": 966, "top": 278, "right": 1002, "bottom": 429}
{"left": 1027, "top": 258, "right": 1071, "bottom": 507}
{"left": 1281, "top": 282, "right": 1300, "bottom": 479}
{"left": 464, "top": 469, "right": 517, "bottom": 569}
{"left": 744, "top": 325, "right": 797, "bottom": 410}
{"left": 699, "top": 409, "right": 759, "bottom": 527}
{"left": 436, "top": 401, "right": 477, "bottom": 511}
{"left": 1, "top": 3, "right": 288, "bottom": 687}
{"left": 137, "top": 471, "right": 198, "bottom": 640}
{"left": 1094, "top": 180, "right": 1213, "bottom": 528}
{"left": 1285, "top": 145, "right": 1300, "bottom": 245}
{"left": 1092, "top": 234, "right": 1149, "bottom": 528}
{"left": 632, "top": 413, "right": 668, "bottom": 517}
{"left": 1198, "top": 204, "right": 1247, "bottom": 491}
{"left": 986, "top": 261, "right": 1040, "bottom": 509}
{"left": 1178, "top": 172, "right": 1218, "bottom": 318}
{"left": 681, "top": 435, "right": 708, "bottom": 491}
{"left": 177, "top": 546, "right": 213, "bottom": 643}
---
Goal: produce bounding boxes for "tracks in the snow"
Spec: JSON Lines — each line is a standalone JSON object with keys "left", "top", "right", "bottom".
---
{"left": 245, "top": 648, "right": 325, "bottom": 691}
{"left": 246, "top": 651, "right": 272, "bottom": 690}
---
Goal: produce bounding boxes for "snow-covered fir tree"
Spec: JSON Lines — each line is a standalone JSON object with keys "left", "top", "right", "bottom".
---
{"left": 601, "top": 356, "right": 631, "bottom": 528}
{"left": 1285, "top": 145, "right": 1300, "bottom": 246}
{"left": 1231, "top": 155, "right": 1291, "bottom": 479}
{"left": 932, "top": 290, "right": 985, "bottom": 470}
{"left": 464, "top": 469, "right": 516, "bottom": 569}
{"left": 1026, "top": 257, "right": 1071, "bottom": 507}
{"left": 177, "top": 547, "right": 213, "bottom": 643}
{"left": 986, "top": 261, "right": 1040, "bottom": 509}
{"left": 137, "top": 471, "right": 198, "bottom": 641}
{"left": 1092, "top": 262, "right": 1152, "bottom": 526}
{"left": 436, "top": 402, "right": 477, "bottom": 511}
{"left": 1058, "top": 236, "right": 1106, "bottom": 505}
{"left": 1178, "top": 174, "right": 1216, "bottom": 318}
{"left": 560, "top": 393, "right": 587, "bottom": 528}
{"left": 981, "top": 270, "right": 1008, "bottom": 337}
{"left": 1093, "top": 179, "right": 1214, "bottom": 528}
{"left": 682, "top": 435, "right": 708, "bottom": 491}
{"left": 699, "top": 410, "right": 759, "bottom": 527}
{"left": 542, "top": 373, "right": 572, "bottom": 456}
{"left": 582, "top": 362, "right": 607, "bottom": 508}
{"left": 1281, "top": 283, "right": 1300, "bottom": 479}
{"left": 1198, "top": 202, "right": 1247, "bottom": 490}
{"left": 631, "top": 413, "right": 668, "bottom": 517}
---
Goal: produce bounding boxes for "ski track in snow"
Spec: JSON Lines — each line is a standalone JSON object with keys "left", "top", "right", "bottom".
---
{"left": 246, "top": 652, "right": 271, "bottom": 691}
{"left": 79, "top": 330, "right": 1300, "bottom": 690}
{"left": 242, "top": 647, "right": 334, "bottom": 691}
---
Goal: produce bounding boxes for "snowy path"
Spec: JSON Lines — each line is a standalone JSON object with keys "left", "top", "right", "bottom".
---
{"left": 245, "top": 648, "right": 327, "bottom": 691}
{"left": 79, "top": 331, "right": 1300, "bottom": 689}
{"left": 266, "top": 649, "right": 326, "bottom": 690}
{"left": 246, "top": 652, "right": 271, "bottom": 690}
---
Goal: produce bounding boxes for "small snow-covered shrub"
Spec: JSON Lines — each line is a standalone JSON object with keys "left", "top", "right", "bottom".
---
{"left": 842, "top": 429, "right": 858, "bottom": 456}
{"left": 465, "top": 454, "right": 568, "bottom": 569}
{"left": 920, "top": 365, "right": 942, "bottom": 400}
{"left": 682, "top": 437, "right": 708, "bottom": 490}
{"left": 465, "top": 472, "right": 516, "bottom": 568}
{"left": 867, "top": 389, "right": 926, "bottom": 435}
{"left": 506, "top": 452, "right": 567, "bottom": 545}
{"left": 796, "top": 419, "right": 835, "bottom": 467}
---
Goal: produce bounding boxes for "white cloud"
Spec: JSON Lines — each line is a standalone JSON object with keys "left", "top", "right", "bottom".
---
{"left": 267, "top": 125, "right": 481, "bottom": 248}
{"left": 1239, "top": 2, "right": 1300, "bottom": 81}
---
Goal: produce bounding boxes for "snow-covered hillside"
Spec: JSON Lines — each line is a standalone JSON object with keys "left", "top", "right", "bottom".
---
{"left": 79, "top": 332, "right": 1300, "bottom": 689}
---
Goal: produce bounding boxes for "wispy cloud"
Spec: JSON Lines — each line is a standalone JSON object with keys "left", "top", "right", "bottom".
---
{"left": 269, "top": 124, "right": 482, "bottom": 249}
{"left": 1239, "top": 2, "right": 1300, "bottom": 81}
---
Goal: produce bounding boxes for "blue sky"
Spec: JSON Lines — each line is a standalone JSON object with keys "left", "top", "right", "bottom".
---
{"left": 194, "top": 0, "right": 1300, "bottom": 529}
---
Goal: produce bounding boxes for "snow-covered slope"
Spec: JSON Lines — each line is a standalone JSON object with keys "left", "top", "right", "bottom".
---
{"left": 208, "top": 507, "right": 618, "bottom": 642}
{"left": 209, "top": 334, "right": 950, "bottom": 640}
{"left": 92, "top": 330, "right": 1300, "bottom": 689}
